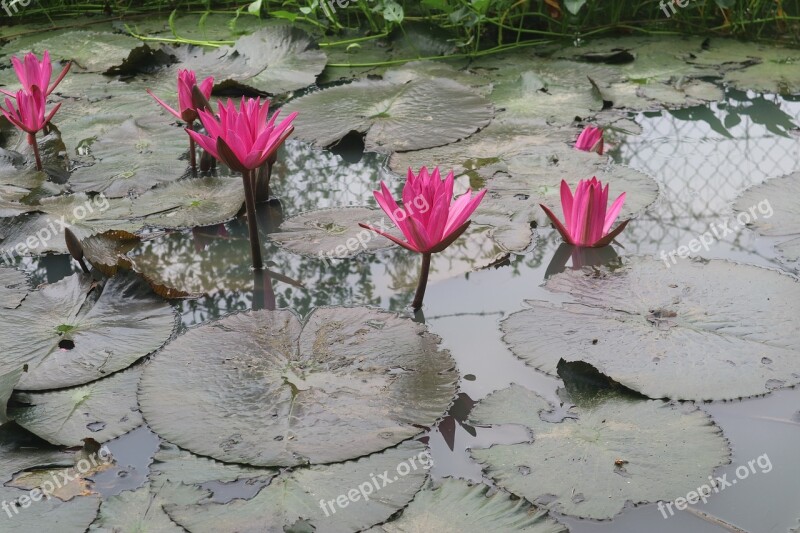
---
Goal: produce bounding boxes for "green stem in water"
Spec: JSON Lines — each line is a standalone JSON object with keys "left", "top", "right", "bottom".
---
{"left": 241, "top": 170, "right": 264, "bottom": 270}
{"left": 28, "top": 133, "right": 42, "bottom": 171}
{"left": 412, "top": 253, "right": 432, "bottom": 311}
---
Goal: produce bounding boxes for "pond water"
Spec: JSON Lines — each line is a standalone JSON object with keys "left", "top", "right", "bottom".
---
{"left": 8, "top": 83, "right": 799, "bottom": 531}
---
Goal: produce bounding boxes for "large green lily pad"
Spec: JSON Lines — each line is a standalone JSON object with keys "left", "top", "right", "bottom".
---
{"left": 502, "top": 256, "right": 800, "bottom": 401}
{"left": 166, "top": 440, "right": 431, "bottom": 532}
{"left": 368, "top": 479, "right": 567, "bottom": 532}
{"left": 0, "top": 486, "right": 100, "bottom": 531}
{"left": 470, "top": 384, "right": 729, "bottom": 519}
{"left": 0, "top": 267, "right": 28, "bottom": 309}
{"left": 281, "top": 71, "right": 493, "bottom": 152}
{"left": 734, "top": 171, "right": 800, "bottom": 273}
{"left": 130, "top": 176, "right": 244, "bottom": 229}
{"left": 139, "top": 308, "right": 457, "bottom": 466}
{"left": 10, "top": 367, "right": 143, "bottom": 446}
{"left": 67, "top": 116, "right": 189, "bottom": 198}
{"left": 0, "top": 273, "right": 176, "bottom": 390}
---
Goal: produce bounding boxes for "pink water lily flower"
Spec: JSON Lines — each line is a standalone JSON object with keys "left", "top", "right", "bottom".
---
{"left": 361, "top": 167, "right": 486, "bottom": 254}
{"left": 1, "top": 87, "right": 61, "bottom": 170}
{"left": 0, "top": 51, "right": 71, "bottom": 98}
{"left": 147, "top": 69, "right": 214, "bottom": 123}
{"left": 187, "top": 97, "right": 297, "bottom": 173}
{"left": 360, "top": 167, "right": 486, "bottom": 310}
{"left": 575, "top": 125, "right": 604, "bottom": 155}
{"left": 540, "top": 178, "right": 628, "bottom": 248}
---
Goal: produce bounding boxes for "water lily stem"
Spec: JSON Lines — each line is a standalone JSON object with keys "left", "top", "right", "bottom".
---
{"left": 28, "top": 133, "right": 42, "bottom": 171}
{"left": 241, "top": 170, "right": 264, "bottom": 270}
{"left": 188, "top": 120, "right": 197, "bottom": 173}
{"left": 412, "top": 253, "right": 432, "bottom": 311}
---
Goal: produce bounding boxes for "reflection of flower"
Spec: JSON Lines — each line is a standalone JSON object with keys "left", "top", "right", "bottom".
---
{"left": 540, "top": 178, "right": 628, "bottom": 248}
{"left": 360, "top": 167, "right": 486, "bottom": 310}
{"left": 575, "top": 125, "right": 604, "bottom": 155}
{"left": 544, "top": 242, "right": 621, "bottom": 279}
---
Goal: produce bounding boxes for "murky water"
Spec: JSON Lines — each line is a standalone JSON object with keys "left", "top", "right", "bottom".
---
{"left": 12, "top": 84, "right": 800, "bottom": 531}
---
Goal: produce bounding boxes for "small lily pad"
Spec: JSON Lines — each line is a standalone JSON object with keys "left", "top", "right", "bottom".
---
{"left": 734, "top": 171, "right": 800, "bottom": 272}
{"left": 0, "top": 273, "right": 176, "bottom": 390}
{"left": 10, "top": 367, "right": 144, "bottom": 446}
{"left": 368, "top": 479, "right": 567, "bottom": 532}
{"left": 139, "top": 308, "right": 457, "bottom": 466}
{"left": 501, "top": 256, "right": 800, "bottom": 401}
{"left": 281, "top": 71, "right": 493, "bottom": 152}
{"left": 470, "top": 384, "right": 729, "bottom": 519}
{"left": 166, "top": 440, "right": 431, "bottom": 532}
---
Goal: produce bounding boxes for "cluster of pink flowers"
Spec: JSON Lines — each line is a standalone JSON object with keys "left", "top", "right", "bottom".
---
{"left": 0, "top": 51, "right": 70, "bottom": 171}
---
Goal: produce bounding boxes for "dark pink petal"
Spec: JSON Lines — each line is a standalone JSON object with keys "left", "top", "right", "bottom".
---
{"left": 358, "top": 223, "right": 421, "bottom": 253}
{"left": 540, "top": 204, "right": 575, "bottom": 246}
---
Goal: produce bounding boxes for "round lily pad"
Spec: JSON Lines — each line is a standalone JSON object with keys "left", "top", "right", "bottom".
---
{"left": 131, "top": 176, "right": 244, "bottom": 230}
{"left": 0, "top": 267, "right": 28, "bottom": 309}
{"left": 269, "top": 207, "right": 396, "bottom": 259}
{"left": 10, "top": 367, "right": 144, "bottom": 446}
{"left": 470, "top": 384, "right": 729, "bottom": 519}
{"left": 734, "top": 171, "right": 800, "bottom": 273}
{"left": 0, "top": 486, "right": 100, "bottom": 531}
{"left": 281, "top": 72, "right": 493, "bottom": 152}
{"left": 139, "top": 308, "right": 458, "bottom": 466}
{"left": 368, "top": 479, "right": 567, "bottom": 532}
{"left": 0, "top": 273, "right": 176, "bottom": 390}
{"left": 166, "top": 440, "right": 431, "bottom": 532}
{"left": 502, "top": 256, "right": 800, "bottom": 401}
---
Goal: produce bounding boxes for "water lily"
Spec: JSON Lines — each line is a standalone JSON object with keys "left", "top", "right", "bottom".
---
{"left": 147, "top": 70, "right": 213, "bottom": 172}
{"left": 575, "top": 125, "right": 604, "bottom": 154}
{"left": 187, "top": 97, "right": 297, "bottom": 270}
{"left": 360, "top": 167, "right": 486, "bottom": 310}
{"left": 540, "top": 178, "right": 628, "bottom": 248}
{"left": 1, "top": 87, "right": 61, "bottom": 170}
{"left": 0, "top": 51, "right": 71, "bottom": 98}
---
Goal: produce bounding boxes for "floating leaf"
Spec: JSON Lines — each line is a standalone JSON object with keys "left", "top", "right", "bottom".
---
{"left": 150, "top": 442, "right": 272, "bottom": 485}
{"left": 81, "top": 231, "right": 140, "bottom": 276}
{"left": 470, "top": 384, "right": 729, "bottom": 519}
{"left": 501, "top": 256, "right": 800, "bottom": 401}
{"left": 367, "top": 479, "right": 567, "bottom": 532}
{"left": 166, "top": 440, "right": 430, "bottom": 532}
{"left": 89, "top": 482, "right": 210, "bottom": 533}
{"left": 139, "top": 308, "right": 457, "bottom": 466}
{"left": 0, "top": 267, "right": 28, "bottom": 309}
{"left": 281, "top": 73, "right": 493, "bottom": 152}
{"left": 269, "top": 207, "right": 396, "bottom": 259}
{"left": 130, "top": 176, "right": 244, "bottom": 229}
{"left": 10, "top": 367, "right": 144, "bottom": 446}
{"left": 0, "top": 486, "right": 100, "bottom": 531}
{"left": 0, "top": 426, "right": 74, "bottom": 483}
{"left": 0, "top": 273, "right": 176, "bottom": 390}
{"left": 734, "top": 171, "right": 800, "bottom": 272}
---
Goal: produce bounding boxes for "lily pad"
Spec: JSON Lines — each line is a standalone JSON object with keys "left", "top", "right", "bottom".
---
{"left": 367, "top": 479, "right": 567, "bottom": 532}
{"left": 150, "top": 442, "right": 272, "bottom": 485}
{"left": 269, "top": 207, "right": 396, "bottom": 258}
{"left": 0, "top": 267, "right": 28, "bottom": 308}
{"left": 470, "top": 384, "right": 729, "bottom": 519}
{"left": 10, "top": 367, "right": 143, "bottom": 446}
{"left": 166, "top": 440, "right": 431, "bottom": 532}
{"left": 0, "top": 426, "right": 74, "bottom": 483}
{"left": 139, "top": 307, "right": 458, "bottom": 466}
{"left": 0, "top": 273, "right": 176, "bottom": 390}
{"left": 281, "top": 72, "right": 493, "bottom": 152}
{"left": 501, "top": 256, "right": 800, "bottom": 401}
{"left": 88, "top": 482, "right": 209, "bottom": 533}
{"left": 734, "top": 171, "right": 800, "bottom": 272}
{"left": 131, "top": 176, "right": 244, "bottom": 229}
{"left": 68, "top": 115, "right": 189, "bottom": 198}
{"left": 169, "top": 25, "right": 327, "bottom": 94}
{"left": 81, "top": 231, "right": 140, "bottom": 276}
{"left": 0, "top": 486, "right": 100, "bottom": 531}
